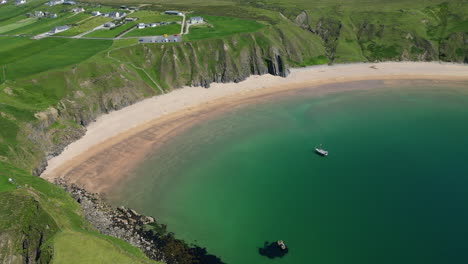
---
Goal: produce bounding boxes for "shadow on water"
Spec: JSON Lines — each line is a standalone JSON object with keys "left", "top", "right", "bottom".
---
{"left": 258, "top": 241, "right": 289, "bottom": 259}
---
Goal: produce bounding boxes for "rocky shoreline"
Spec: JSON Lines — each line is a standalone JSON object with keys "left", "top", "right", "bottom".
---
{"left": 55, "top": 179, "right": 224, "bottom": 264}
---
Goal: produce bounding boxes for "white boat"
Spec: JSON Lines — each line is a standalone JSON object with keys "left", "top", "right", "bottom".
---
{"left": 315, "top": 145, "right": 328, "bottom": 156}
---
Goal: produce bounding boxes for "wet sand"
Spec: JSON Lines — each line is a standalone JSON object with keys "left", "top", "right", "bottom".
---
{"left": 40, "top": 62, "right": 468, "bottom": 193}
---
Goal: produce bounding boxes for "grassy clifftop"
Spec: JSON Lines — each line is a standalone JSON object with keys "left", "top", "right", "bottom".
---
{"left": 0, "top": 162, "right": 158, "bottom": 264}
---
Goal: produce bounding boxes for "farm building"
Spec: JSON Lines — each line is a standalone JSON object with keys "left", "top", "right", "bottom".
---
{"left": 148, "top": 23, "right": 159, "bottom": 27}
{"left": 50, "top": 25, "right": 70, "bottom": 34}
{"left": 109, "top": 11, "right": 126, "bottom": 18}
{"left": 15, "top": 0, "right": 26, "bottom": 5}
{"left": 71, "top": 7, "right": 84, "bottom": 12}
{"left": 92, "top": 11, "right": 101, "bottom": 16}
{"left": 189, "top": 16, "right": 204, "bottom": 24}
{"left": 139, "top": 34, "right": 181, "bottom": 43}
{"left": 137, "top": 23, "right": 145, "bottom": 29}
{"left": 104, "top": 22, "right": 115, "bottom": 28}
{"left": 0, "top": 0, "right": 8, "bottom": 5}
{"left": 46, "top": 0, "right": 62, "bottom": 6}
{"left": 125, "top": 17, "right": 137, "bottom": 21}
{"left": 165, "top": 11, "right": 182, "bottom": 16}
{"left": 63, "top": 0, "right": 75, "bottom": 5}
{"left": 34, "top": 11, "right": 45, "bottom": 17}
{"left": 49, "top": 13, "right": 57, "bottom": 18}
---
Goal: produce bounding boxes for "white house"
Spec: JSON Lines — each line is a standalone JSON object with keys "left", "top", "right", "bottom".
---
{"left": 91, "top": 11, "right": 101, "bottom": 16}
{"left": 0, "top": 0, "right": 8, "bottom": 5}
{"left": 137, "top": 23, "right": 145, "bottom": 29}
{"left": 189, "top": 16, "right": 204, "bottom": 24}
{"left": 71, "top": 7, "right": 84, "bottom": 13}
{"left": 15, "top": 0, "right": 26, "bottom": 5}
{"left": 34, "top": 11, "right": 45, "bottom": 17}
{"left": 50, "top": 25, "right": 69, "bottom": 34}
{"left": 46, "top": 0, "right": 62, "bottom": 6}
{"left": 104, "top": 22, "right": 115, "bottom": 28}
{"left": 148, "top": 23, "right": 159, "bottom": 27}
{"left": 165, "top": 10, "right": 182, "bottom": 16}
{"left": 109, "top": 11, "right": 125, "bottom": 18}
{"left": 49, "top": 13, "right": 57, "bottom": 18}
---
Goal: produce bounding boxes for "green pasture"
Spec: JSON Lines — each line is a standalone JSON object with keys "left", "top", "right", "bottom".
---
{"left": 123, "top": 23, "right": 180, "bottom": 37}
{"left": 184, "top": 15, "right": 265, "bottom": 41}
{"left": 55, "top": 16, "right": 111, "bottom": 36}
{"left": 5, "top": 13, "right": 89, "bottom": 35}
{"left": 84, "top": 21, "right": 136, "bottom": 38}
{"left": 129, "top": 11, "right": 183, "bottom": 23}
{"left": 1, "top": 38, "right": 111, "bottom": 80}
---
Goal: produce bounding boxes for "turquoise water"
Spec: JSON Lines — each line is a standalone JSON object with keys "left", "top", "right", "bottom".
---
{"left": 111, "top": 80, "right": 468, "bottom": 264}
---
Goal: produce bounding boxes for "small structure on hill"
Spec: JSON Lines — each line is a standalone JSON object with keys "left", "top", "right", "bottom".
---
{"left": 91, "top": 11, "right": 101, "bottom": 16}
{"left": 189, "top": 16, "right": 204, "bottom": 24}
{"left": 138, "top": 34, "right": 181, "bottom": 43}
{"left": 165, "top": 10, "right": 182, "bottom": 16}
{"left": 49, "top": 13, "right": 57, "bottom": 18}
{"left": 125, "top": 17, "right": 137, "bottom": 21}
{"left": 15, "top": 0, "right": 26, "bottom": 5}
{"left": 45, "top": 0, "right": 62, "bottom": 6}
{"left": 63, "top": 0, "right": 75, "bottom": 5}
{"left": 108, "top": 11, "right": 126, "bottom": 19}
{"left": 34, "top": 10, "right": 44, "bottom": 17}
{"left": 50, "top": 25, "right": 69, "bottom": 34}
{"left": 137, "top": 23, "right": 145, "bottom": 29}
{"left": 71, "top": 7, "right": 84, "bottom": 12}
{"left": 0, "top": 0, "right": 8, "bottom": 5}
{"left": 104, "top": 22, "right": 115, "bottom": 28}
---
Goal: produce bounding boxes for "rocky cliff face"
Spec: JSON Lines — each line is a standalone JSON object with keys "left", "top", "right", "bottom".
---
{"left": 113, "top": 22, "right": 325, "bottom": 89}
{"left": 0, "top": 192, "right": 58, "bottom": 264}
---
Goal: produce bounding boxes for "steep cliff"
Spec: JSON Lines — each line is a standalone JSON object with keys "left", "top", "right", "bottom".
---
{"left": 0, "top": 191, "right": 58, "bottom": 264}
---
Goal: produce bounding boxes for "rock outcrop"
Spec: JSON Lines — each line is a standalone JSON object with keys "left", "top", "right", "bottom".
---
{"left": 56, "top": 180, "right": 225, "bottom": 264}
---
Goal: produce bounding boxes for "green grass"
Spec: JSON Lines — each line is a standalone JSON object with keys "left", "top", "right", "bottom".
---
{"left": 0, "top": 17, "right": 37, "bottom": 34}
{"left": 123, "top": 23, "right": 181, "bottom": 37}
{"left": 55, "top": 16, "right": 112, "bottom": 36}
{"left": 184, "top": 15, "right": 265, "bottom": 41}
{"left": 52, "top": 231, "right": 159, "bottom": 264}
{"left": 0, "top": 161, "right": 158, "bottom": 264}
{"left": 129, "top": 10, "right": 183, "bottom": 23}
{"left": 5, "top": 13, "right": 90, "bottom": 35}
{"left": 1, "top": 38, "right": 112, "bottom": 80}
{"left": 84, "top": 21, "right": 136, "bottom": 38}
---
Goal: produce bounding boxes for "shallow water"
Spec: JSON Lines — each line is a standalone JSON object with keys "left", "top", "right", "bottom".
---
{"left": 110, "top": 80, "right": 468, "bottom": 264}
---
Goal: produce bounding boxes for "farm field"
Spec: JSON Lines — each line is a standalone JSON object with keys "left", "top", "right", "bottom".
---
{"left": 0, "top": 37, "right": 111, "bottom": 81}
{"left": 123, "top": 23, "right": 180, "bottom": 37}
{"left": 54, "top": 16, "right": 112, "bottom": 36}
{"left": 184, "top": 15, "right": 265, "bottom": 41}
{"left": 4, "top": 13, "right": 89, "bottom": 35}
{"left": 84, "top": 21, "right": 136, "bottom": 38}
{"left": 128, "top": 10, "right": 183, "bottom": 23}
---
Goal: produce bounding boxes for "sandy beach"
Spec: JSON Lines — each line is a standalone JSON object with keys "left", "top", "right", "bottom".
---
{"left": 41, "top": 62, "right": 468, "bottom": 193}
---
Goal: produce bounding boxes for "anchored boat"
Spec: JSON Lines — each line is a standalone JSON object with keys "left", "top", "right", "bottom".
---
{"left": 315, "top": 145, "right": 328, "bottom": 156}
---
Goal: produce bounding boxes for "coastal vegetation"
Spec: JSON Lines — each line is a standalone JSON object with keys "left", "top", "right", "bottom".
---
{"left": 0, "top": 0, "right": 467, "bottom": 262}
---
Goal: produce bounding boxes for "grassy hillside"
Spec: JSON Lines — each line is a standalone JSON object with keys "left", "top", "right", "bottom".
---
{"left": 0, "top": 0, "right": 466, "bottom": 262}
{"left": 0, "top": 162, "right": 159, "bottom": 264}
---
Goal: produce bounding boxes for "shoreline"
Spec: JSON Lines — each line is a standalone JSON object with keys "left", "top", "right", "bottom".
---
{"left": 40, "top": 62, "right": 468, "bottom": 193}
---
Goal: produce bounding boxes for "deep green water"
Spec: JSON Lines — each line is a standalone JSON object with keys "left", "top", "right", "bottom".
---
{"left": 110, "top": 80, "right": 468, "bottom": 264}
